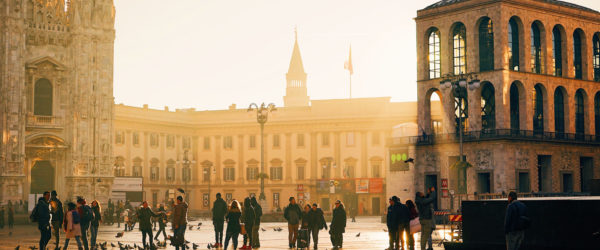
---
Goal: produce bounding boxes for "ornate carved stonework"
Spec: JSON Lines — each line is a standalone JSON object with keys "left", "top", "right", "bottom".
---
{"left": 515, "top": 149, "right": 530, "bottom": 169}
{"left": 475, "top": 149, "right": 493, "bottom": 170}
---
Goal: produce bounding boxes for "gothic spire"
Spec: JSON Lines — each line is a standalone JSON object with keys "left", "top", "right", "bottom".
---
{"left": 287, "top": 27, "right": 305, "bottom": 75}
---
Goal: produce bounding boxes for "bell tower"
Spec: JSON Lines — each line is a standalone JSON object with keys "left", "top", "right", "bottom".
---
{"left": 284, "top": 29, "right": 309, "bottom": 107}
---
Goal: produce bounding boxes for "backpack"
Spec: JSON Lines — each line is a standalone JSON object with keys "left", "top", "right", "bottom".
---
{"left": 30, "top": 205, "right": 39, "bottom": 222}
{"left": 72, "top": 211, "right": 81, "bottom": 224}
{"left": 82, "top": 205, "right": 94, "bottom": 223}
{"left": 288, "top": 207, "right": 299, "bottom": 225}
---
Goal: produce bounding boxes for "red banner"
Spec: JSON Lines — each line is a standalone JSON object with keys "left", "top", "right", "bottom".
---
{"left": 369, "top": 178, "right": 383, "bottom": 193}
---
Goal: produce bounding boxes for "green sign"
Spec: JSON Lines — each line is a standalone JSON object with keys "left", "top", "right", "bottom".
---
{"left": 390, "top": 149, "right": 409, "bottom": 171}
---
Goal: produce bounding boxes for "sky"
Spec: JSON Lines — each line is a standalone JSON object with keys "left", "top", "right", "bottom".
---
{"left": 113, "top": 0, "right": 600, "bottom": 111}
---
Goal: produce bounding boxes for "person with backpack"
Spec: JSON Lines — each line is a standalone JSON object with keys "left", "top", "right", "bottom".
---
{"left": 33, "top": 191, "right": 52, "bottom": 250}
{"left": 50, "top": 190, "right": 64, "bottom": 250}
{"left": 505, "top": 191, "right": 529, "bottom": 250}
{"left": 212, "top": 193, "right": 228, "bottom": 248}
{"left": 250, "top": 197, "right": 262, "bottom": 248}
{"left": 329, "top": 200, "right": 347, "bottom": 250}
{"left": 63, "top": 202, "right": 83, "bottom": 250}
{"left": 284, "top": 197, "right": 302, "bottom": 248}
{"left": 240, "top": 197, "right": 255, "bottom": 249}
{"left": 77, "top": 197, "right": 94, "bottom": 250}
{"left": 90, "top": 200, "right": 102, "bottom": 249}
{"left": 307, "top": 203, "right": 327, "bottom": 250}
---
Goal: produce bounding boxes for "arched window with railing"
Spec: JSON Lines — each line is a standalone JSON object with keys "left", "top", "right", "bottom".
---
{"left": 478, "top": 17, "right": 494, "bottom": 71}
{"left": 34, "top": 78, "right": 53, "bottom": 116}
{"left": 533, "top": 84, "right": 545, "bottom": 134}
{"left": 531, "top": 22, "right": 544, "bottom": 74}
{"left": 510, "top": 83, "right": 520, "bottom": 130}
{"left": 575, "top": 89, "right": 585, "bottom": 135}
{"left": 554, "top": 88, "right": 566, "bottom": 134}
{"left": 573, "top": 29, "right": 584, "bottom": 79}
{"left": 508, "top": 17, "right": 520, "bottom": 71}
{"left": 453, "top": 23, "right": 467, "bottom": 75}
{"left": 481, "top": 82, "right": 495, "bottom": 130}
{"left": 428, "top": 28, "right": 441, "bottom": 79}
{"left": 552, "top": 25, "right": 564, "bottom": 77}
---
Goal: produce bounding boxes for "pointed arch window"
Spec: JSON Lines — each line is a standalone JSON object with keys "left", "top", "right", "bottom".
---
{"left": 508, "top": 18, "right": 520, "bottom": 71}
{"left": 428, "top": 29, "right": 441, "bottom": 79}
{"left": 533, "top": 85, "right": 544, "bottom": 134}
{"left": 575, "top": 90, "right": 585, "bottom": 135}
{"left": 34, "top": 79, "right": 53, "bottom": 116}
{"left": 453, "top": 23, "right": 467, "bottom": 75}
{"left": 552, "top": 26, "right": 563, "bottom": 76}
{"left": 510, "top": 84, "right": 520, "bottom": 130}
{"left": 573, "top": 31, "right": 583, "bottom": 79}
{"left": 479, "top": 18, "right": 494, "bottom": 71}
{"left": 531, "top": 23, "right": 543, "bottom": 74}
{"left": 554, "top": 89, "right": 565, "bottom": 134}
{"left": 481, "top": 83, "right": 495, "bottom": 130}
{"left": 594, "top": 34, "right": 600, "bottom": 82}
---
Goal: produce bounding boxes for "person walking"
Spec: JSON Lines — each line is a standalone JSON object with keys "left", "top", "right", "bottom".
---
{"left": 307, "top": 203, "right": 327, "bottom": 250}
{"left": 224, "top": 201, "right": 242, "bottom": 250}
{"left": 8, "top": 204, "right": 14, "bottom": 229}
{"left": 284, "top": 197, "right": 302, "bottom": 248}
{"left": 240, "top": 197, "right": 255, "bottom": 249}
{"left": 386, "top": 197, "right": 400, "bottom": 250}
{"left": 77, "top": 197, "right": 94, "bottom": 250}
{"left": 505, "top": 191, "right": 529, "bottom": 250}
{"left": 50, "top": 191, "right": 64, "bottom": 250}
{"left": 154, "top": 204, "right": 168, "bottom": 242}
{"left": 138, "top": 201, "right": 160, "bottom": 248}
{"left": 172, "top": 196, "right": 188, "bottom": 250}
{"left": 416, "top": 191, "right": 436, "bottom": 250}
{"left": 212, "top": 193, "right": 228, "bottom": 248}
{"left": 300, "top": 204, "right": 312, "bottom": 247}
{"left": 405, "top": 200, "right": 418, "bottom": 250}
{"left": 34, "top": 191, "right": 52, "bottom": 250}
{"left": 426, "top": 187, "right": 437, "bottom": 250}
{"left": 63, "top": 202, "right": 83, "bottom": 250}
{"left": 329, "top": 200, "right": 347, "bottom": 250}
{"left": 90, "top": 200, "right": 102, "bottom": 249}
{"left": 250, "top": 197, "right": 262, "bottom": 248}
{"left": 396, "top": 197, "right": 411, "bottom": 250}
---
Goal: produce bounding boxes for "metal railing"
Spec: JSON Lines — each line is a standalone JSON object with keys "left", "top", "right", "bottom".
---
{"left": 388, "top": 129, "right": 600, "bottom": 146}
{"left": 27, "top": 115, "right": 63, "bottom": 128}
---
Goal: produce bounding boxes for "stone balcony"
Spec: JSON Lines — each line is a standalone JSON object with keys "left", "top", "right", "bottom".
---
{"left": 26, "top": 115, "right": 63, "bottom": 130}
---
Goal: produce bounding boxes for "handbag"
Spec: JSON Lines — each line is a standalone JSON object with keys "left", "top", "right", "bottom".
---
{"left": 409, "top": 217, "right": 421, "bottom": 234}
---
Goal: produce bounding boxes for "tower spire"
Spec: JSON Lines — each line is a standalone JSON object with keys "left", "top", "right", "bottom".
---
{"left": 284, "top": 27, "right": 309, "bottom": 107}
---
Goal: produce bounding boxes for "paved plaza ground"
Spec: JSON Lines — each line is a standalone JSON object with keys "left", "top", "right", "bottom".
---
{"left": 0, "top": 217, "right": 447, "bottom": 250}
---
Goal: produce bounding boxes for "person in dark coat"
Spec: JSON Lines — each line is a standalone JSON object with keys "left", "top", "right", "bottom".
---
{"left": 212, "top": 193, "right": 228, "bottom": 248}
{"left": 329, "top": 200, "right": 347, "bottom": 249}
{"left": 224, "top": 201, "right": 242, "bottom": 250}
{"left": 36, "top": 192, "right": 52, "bottom": 250}
{"left": 50, "top": 191, "right": 64, "bottom": 250}
{"left": 172, "top": 196, "right": 188, "bottom": 250}
{"left": 396, "top": 197, "right": 412, "bottom": 250}
{"left": 241, "top": 197, "right": 255, "bottom": 249}
{"left": 154, "top": 204, "right": 168, "bottom": 242}
{"left": 7, "top": 204, "right": 14, "bottom": 229}
{"left": 90, "top": 200, "right": 102, "bottom": 249}
{"left": 308, "top": 203, "right": 327, "bottom": 250}
{"left": 284, "top": 197, "right": 302, "bottom": 248}
{"left": 416, "top": 191, "right": 436, "bottom": 250}
{"left": 138, "top": 201, "right": 160, "bottom": 248}
{"left": 250, "top": 197, "right": 262, "bottom": 248}
{"left": 77, "top": 197, "right": 94, "bottom": 250}
{"left": 386, "top": 197, "right": 401, "bottom": 250}
{"left": 505, "top": 191, "right": 528, "bottom": 250}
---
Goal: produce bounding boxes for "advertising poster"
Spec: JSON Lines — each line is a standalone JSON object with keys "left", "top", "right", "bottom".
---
{"left": 355, "top": 179, "right": 369, "bottom": 193}
{"left": 369, "top": 178, "right": 384, "bottom": 193}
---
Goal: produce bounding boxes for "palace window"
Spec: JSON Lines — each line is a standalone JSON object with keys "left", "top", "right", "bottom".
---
{"left": 115, "top": 131, "right": 125, "bottom": 144}
{"left": 270, "top": 166, "right": 283, "bottom": 180}
{"left": 554, "top": 89, "right": 565, "bottom": 134}
{"left": 573, "top": 30, "right": 583, "bottom": 79}
{"left": 34, "top": 78, "right": 52, "bottom": 116}
{"left": 247, "top": 167, "right": 259, "bottom": 181}
{"left": 223, "top": 136, "right": 233, "bottom": 149}
{"left": 428, "top": 28, "right": 441, "bottom": 79}
{"left": 454, "top": 89, "right": 468, "bottom": 133}
{"left": 478, "top": 17, "right": 494, "bottom": 72}
{"left": 552, "top": 26, "right": 563, "bottom": 77}
{"left": 533, "top": 85, "right": 544, "bottom": 134}
{"left": 166, "top": 135, "right": 174, "bottom": 148}
{"left": 182, "top": 136, "right": 191, "bottom": 149}
{"left": 453, "top": 23, "right": 467, "bottom": 75}
{"left": 480, "top": 83, "right": 496, "bottom": 130}
{"left": 508, "top": 18, "right": 520, "bottom": 71}
{"left": 150, "top": 133, "right": 159, "bottom": 147}
{"left": 132, "top": 158, "right": 142, "bottom": 177}
{"left": 203, "top": 136, "right": 210, "bottom": 150}
{"left": 249, "top": 135, "right": 256, "bottom": 149}
{"left": 132, "top": 132, "right": 140, "bottom": 146}
{"left": 575, "top": 90, "right": 585, "bottom": 135}
{"left": 531, "top": 22, "right": 543, "bottom": 74}
{"left": 594, "top": 34, "right": 600, "bottom": 81}
{"left": 166, "top": 160, "right": 175, "bottom": 182}
{"left": 150, "top": 159, "right": 159, "bottom": 181}
{"left": 223, "top": 168, "right": 235, "bottom": 181}
{"left": 510, "top": 83, "right": 520, "bottom": 130}
{"left": 273, "top": 134, "right": 280, "bottom": 148}
{"left": 297, "top": 165, "right": 305, "bottom": 180}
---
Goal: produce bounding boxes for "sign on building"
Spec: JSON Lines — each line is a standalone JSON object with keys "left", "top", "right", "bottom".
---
{"left": 111, "top": 177, "right": 143, "bottom": 205}
{"left": 390, "top": 148, "right": 410, "bottom": 171}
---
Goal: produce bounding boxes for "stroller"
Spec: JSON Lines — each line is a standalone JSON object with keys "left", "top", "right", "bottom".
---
{"left": 297, "top": 228, "right": 310, "bottom": 249}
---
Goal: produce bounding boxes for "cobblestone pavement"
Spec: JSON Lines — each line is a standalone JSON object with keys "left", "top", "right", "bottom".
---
{"left": 0, "top": 217, "right": 447, "bottom": 250}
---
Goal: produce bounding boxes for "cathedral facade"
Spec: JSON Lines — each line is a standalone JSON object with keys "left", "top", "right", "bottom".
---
{"left": 0, "top": 0, "right": 116, "bottom": 203}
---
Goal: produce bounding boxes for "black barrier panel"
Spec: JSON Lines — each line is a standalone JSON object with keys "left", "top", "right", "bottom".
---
{"left": 462, "top": 199, "right": 600, "bottom": 249}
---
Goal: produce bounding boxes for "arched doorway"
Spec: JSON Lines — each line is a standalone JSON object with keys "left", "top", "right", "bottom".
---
{"left": 31, "top": 160, "right": 55, "bottom": 194}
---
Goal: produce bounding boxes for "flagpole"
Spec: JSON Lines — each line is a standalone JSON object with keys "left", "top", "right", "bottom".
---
{"left": 349, "top": 70, "right": 352, "bottom": 99}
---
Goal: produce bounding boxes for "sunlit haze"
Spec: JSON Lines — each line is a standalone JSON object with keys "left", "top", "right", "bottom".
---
{"left": 113, "top": 0, "right": 600, "bottom": 110}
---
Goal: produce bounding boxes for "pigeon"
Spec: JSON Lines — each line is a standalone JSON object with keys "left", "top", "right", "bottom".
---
{"left": 356, "top": 232, "right": 361, "bottom": 237}
{"left": 206, "top": 244, "right": 212, "bottom": 249}
{"left": 188, "top": 225, "right": 193, "bottom": 230}
{"left": 192, "top": 243, "right": 199, "bottom": 250}
{"left": 15, "top": 246, "right": 20, "bottom": 250}
{"left": 116, "top": 232, "right": 124, "bottom": 238}
{"left": 29, "top": 246, "right": 37, "bottom": 250}
{"left": 404, "top": 158, "right": 415, "bottom": 164}
{"left": 197, "top": 222, "right": 202, "bottom": 226}
{"left": 261, "top": 228, "right": 266, "bottom": 232}
{"left": 111, "top": 243, "right": 116, "bottom": 248}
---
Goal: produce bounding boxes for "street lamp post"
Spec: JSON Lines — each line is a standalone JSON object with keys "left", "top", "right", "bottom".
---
{"left": 439, "top": 73, "right": 480, "bottom": 163}
{"left": 203, "top": 164, "right": 215, "bottom": 211}
{"left": 247, "top": 103, "right": 277, "bottom": 203}
{"left": 177, "top": 150, "right": 195, "bottom": 203}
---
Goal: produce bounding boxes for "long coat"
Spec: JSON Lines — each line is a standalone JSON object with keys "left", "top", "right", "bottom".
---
{"left": 330, "top": 206, "right": 347, "bottom": 234}
{"left": 137, "top": 207, "right": 158, "bottom": 231}
{"left": 65, "top": 211, "right": 82, "bottom": 238}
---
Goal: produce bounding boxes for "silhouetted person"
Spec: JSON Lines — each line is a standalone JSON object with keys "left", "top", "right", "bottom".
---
{"left": 34, "top": 191, "right": 52, "bottom": 250}
{"left": 386, "top": 197, "right": 401, "bottom": 250}
{"left": 329, "top": 200, "right": 346, "bottom": 249}
{"left": 138, "top": 201, "right": 160, "bottom": 248}
{"left": 505, "top": 191, "right": 529, "bottom": 250}
{"left": 224, "top": 201, "right": 241, "bottom": 250}
{"left": 77, "top": 197, "right": 94, "bottom": 250}
{"left": 284, "top": 197, "right": 302, "bottom": 248}
{"left": 212, "top": 193, "right": 227, "bottom": 247}
{"left": 241, "top": 197, "right": 255, "bottom": 249}
{"left": 154, "top": 204, "right": 168, "bottom": 242}
{"left": 307, "top": 203, "right": 327, "bottom": 250}
{"left": 63, "top": 202, "right": 83, "bottom": 250}
{"left": 90, "top": 200, "right": 102, "bottom": 249}
{"left": 416, "top": 191, "right": 436, "bottom": 250}
{"left": 50, "top": 190, "right": 64, "bottom": 250}
{"left": 250, "top": 197, "right": 262, "bottom": 248}
{"left": 172, "top": 196, "right": 188, "bottom": 250}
